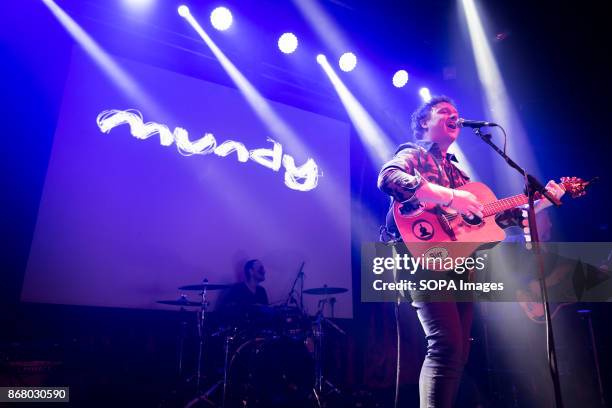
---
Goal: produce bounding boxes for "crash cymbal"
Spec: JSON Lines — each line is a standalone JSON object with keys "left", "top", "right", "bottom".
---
{"left": 178, "top": 283, "right": 231, "bottom": 291}
{"left": 303, "top": 286, "right": 348, "bottom": 295}
{"left": 157, "top": 299, "right": 203, "bottom": 307}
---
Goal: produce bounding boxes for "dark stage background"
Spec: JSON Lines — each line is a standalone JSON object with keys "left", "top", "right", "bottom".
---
{"left": 1, "top": 0, "right": 611, "bottom": 407}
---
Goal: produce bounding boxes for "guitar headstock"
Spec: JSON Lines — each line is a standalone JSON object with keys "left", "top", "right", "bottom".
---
{"left": 560, "top": 176, "right": 597, "bottom": 199}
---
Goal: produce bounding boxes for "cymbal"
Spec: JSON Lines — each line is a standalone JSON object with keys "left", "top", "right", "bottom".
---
{"left": 303, "top": 286, "right": 348, "bottom": 295}
{"left": 157, "top": 299, "right": 203, "bottom": 307}
{"left": 178, "top": 283, "right": 231, "bottom": 291}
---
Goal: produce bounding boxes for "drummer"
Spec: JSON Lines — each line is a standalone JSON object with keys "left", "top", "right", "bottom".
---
{"left": 218, "top": 259, "right": 269, "bottom": 307}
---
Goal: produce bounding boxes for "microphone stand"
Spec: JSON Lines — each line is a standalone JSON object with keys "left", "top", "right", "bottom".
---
{"left": 285, "top": 262, "right": 305, "bottom": 311}
{"left": 379, "top": 234, "right": 403, "bottom": 408}
{"left": 472, "top": 127, "right": 564, "bottom": 408}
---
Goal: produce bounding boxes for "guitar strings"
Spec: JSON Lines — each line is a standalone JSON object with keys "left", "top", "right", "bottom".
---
{"left": 441, "top": 199, "right": 524, "bottom": 221}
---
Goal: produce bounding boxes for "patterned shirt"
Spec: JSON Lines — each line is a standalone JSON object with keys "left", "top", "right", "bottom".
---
{"left": 378, "top": 140, "right": 522, "bottom": 238}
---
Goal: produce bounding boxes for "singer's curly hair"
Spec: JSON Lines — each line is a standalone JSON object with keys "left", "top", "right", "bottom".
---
{"left": 410, "top": 95, "right": 456, "bottom": 140}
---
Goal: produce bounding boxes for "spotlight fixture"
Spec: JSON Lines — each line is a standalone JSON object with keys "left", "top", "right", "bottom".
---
{"left": 316, "top": 54, "right": 327, "bottom": 64}
{"left": 177, "top": 5, "right": 190, "bottom": 17}
{"left": 338, "top": 52, "right": 357, "bottom": 72}
{"left": 392, "top": 70, "right": 409, "bottom": 88}
{"left": 210, "top": 6, "right": 232, "bottom": 31}
{"left": 278, "top": 32, "right": 298, "bottom": 54}
{"left": 419, "top": 87, "right": 432, "bottom": 102}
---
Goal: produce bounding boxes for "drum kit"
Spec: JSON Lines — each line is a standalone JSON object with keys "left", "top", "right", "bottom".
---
{"left": 157, "top": 277, "right": 348, "bottom": 408}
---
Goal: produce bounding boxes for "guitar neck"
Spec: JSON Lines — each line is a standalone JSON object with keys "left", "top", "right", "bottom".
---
{"left": 483, "top": 194, "right": 528, "bottom": 217}
{"left": 481, "top": 176, "right": 590, "bottom": 217}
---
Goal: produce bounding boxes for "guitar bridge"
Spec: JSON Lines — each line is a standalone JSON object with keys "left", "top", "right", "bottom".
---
{"left": 436, "top": 208, "right": 457, "bottom": 241}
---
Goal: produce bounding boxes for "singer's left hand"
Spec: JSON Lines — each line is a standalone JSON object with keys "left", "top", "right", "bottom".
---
{"left": 535, "top": 180, "right": 566, "bottom": 212}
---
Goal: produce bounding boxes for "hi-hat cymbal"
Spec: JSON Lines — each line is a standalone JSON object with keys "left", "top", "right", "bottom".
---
{"left": 157, "top": 299, "right": 203, "bottom": 307}
{"left": 178, "top": 283, "right": 231, "bottom": 291}
{"left": 303, "top": 286, "right": 348, "bottom": 295}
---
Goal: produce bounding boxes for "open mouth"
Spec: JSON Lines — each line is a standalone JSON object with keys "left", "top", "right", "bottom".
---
{"left": 446, "top": 120, "right": 458, "bottom": 130}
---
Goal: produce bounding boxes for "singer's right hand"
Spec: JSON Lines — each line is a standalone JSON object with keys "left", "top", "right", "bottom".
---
{"left": 414, "top": 183, "right": 484, "bottom": 218}
{"left": 449, "top": 190, "right": 483, "bottom": 218}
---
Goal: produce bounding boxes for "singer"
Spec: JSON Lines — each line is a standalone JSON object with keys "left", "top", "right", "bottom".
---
{"left": 377, "top": 95, "right": 565, "bottom": 408}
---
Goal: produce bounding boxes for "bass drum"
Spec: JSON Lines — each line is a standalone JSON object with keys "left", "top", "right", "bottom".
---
{"left": 228, "top": 336, "right": 315, "bottom": 408}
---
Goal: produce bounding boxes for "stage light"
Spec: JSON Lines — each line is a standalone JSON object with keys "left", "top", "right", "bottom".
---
{"left": 180, "top": 9, "right": 326, "bottom": 194}
{"left": 338, "top": 52, "right": 357, "bottom": 72}
{"left": 316, "top": 53, "right": 393, "bottom": 165}
{"left": 122, "top": 0, "right": 154, "bottom": 10}
{"left": 178, "top": 5, "right": 190, "bottom": 17}
{"left": 419, "top": 87, "right": 432, "bottom": 102}
{"left": 392, "top": 70, "right": 409, "bottom": 88}
{"left": 277, "top": 32, "right": 298, "bottom": 54}
{"left": 461, "top": 0, "right": 539, "bottom": 194}
{"left": 41, "top": 0, "right": 162, "bottom": 118}
{"left": 210, "top": 6, "right": 232, "bottom": 31}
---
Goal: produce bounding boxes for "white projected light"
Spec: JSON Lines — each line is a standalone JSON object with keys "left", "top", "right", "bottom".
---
{"left": 419, "top": 87, "right": 432, "bottom": 102}
{"left": 97, "top": 109, "right": 319, "bottom": 192}
{"left": 316, "top": 54, "right": 327, "bottom": 64}
{"left": 177, "top": 5, "right": 190, "bottom": 17}
{"left": 392, "top": 70, "right": 409, "bottom": 88}
{"left": 278, "top": 32, "right": 298, "bottom": 54}
{"left": 338, "top": 52, "right": 357, "bottom": 72}
{"left": 210, "top": 6, "right": 232, "bottom": 31}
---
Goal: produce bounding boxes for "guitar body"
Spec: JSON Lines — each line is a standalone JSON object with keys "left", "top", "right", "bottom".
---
{"left": 393, "top": 182, "right": 506, "bottom": 270}
{"left": 517, "top": 292, "right": 571, "bottom": 324}
{"left": 392, "top": 177, "right": 591, "bottom": 271}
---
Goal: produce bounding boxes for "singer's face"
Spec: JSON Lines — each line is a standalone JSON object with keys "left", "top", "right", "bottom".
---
{"left": 422, "top": 102, "right": 460, "bottom": 144}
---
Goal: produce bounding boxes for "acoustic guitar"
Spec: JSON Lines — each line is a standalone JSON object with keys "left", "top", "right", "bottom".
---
{"left": 393, "top": 177, "right": 592, "bottom": 271}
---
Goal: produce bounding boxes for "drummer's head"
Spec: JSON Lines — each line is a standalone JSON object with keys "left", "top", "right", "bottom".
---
{"left": 244, "top": 259, "right": 266, "bottom": 283}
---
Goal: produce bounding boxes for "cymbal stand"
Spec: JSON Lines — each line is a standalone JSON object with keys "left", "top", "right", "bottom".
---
{"left": 313, "top": 299, "right": 342, "bottom": 397}
{"left": 195, "top": 280, "right": 211, "bottom": 390}
{"left": 317, "top": 297, "right": 346, "bottom": 335}
{"left": 222, "top": 332, "right": 231, "bottom": 408}
{"left": 200, "top": 329, "right": 236, "bottom": 408}
{"left": 177, "top": 306, "right": 189, "bottom": 378}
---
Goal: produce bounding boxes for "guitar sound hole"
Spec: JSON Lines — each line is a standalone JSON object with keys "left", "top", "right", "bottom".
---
{"left": 399, "top": 202, "right": 424, "bottom": 216}
{"left": 461, "top": 214, "right": 483, "bottom": 226}
{"left": 399, "top": 204, "right": 412, "bottom": 215}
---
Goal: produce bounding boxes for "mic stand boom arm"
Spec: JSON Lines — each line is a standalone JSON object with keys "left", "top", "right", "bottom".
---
{"left": 472, "top": 128, "right": 561, "bottom": 206}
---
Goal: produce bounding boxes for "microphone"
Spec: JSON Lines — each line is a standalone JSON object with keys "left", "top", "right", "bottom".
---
{"left": 458, "top": 118, "right": 498, "bottom": 128}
